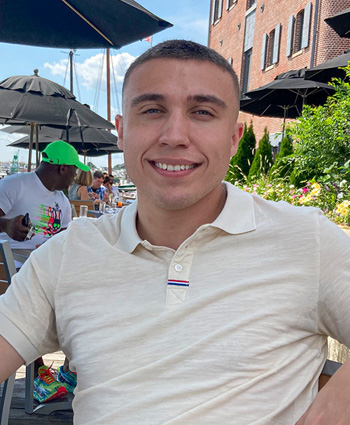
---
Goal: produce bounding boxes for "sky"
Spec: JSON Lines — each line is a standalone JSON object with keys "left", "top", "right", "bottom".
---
{"left": 0, "top": 0, "right": 211, "bottom": 168}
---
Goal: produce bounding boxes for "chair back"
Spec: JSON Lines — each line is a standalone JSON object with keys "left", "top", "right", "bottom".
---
{"left": 69, "top": 200, "right": 95, "bottom": 217}
{"left": 0, "top": 240, "right": 16, "bottom": 295}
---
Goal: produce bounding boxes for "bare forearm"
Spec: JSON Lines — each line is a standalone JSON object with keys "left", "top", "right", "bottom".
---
{"left": 0, "top": 334, "right": 24, "bottom": 383}
{"left": 296, "top": 358, "right": 350, "bottom": 424}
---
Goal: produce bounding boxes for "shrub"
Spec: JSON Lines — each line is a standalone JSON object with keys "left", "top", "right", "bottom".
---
{"left": 248, "top": 127, "right": 273, "bottom": 180}
{"left": 226, "top": 121, "right": 256, "bottom": 183}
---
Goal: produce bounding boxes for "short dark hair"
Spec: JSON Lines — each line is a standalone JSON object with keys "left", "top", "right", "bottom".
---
{"left": 123, "top": 39, "right": 240, "bottom": 104}
{"left": 93, "top": 170, "right": 104, "bottom": 179}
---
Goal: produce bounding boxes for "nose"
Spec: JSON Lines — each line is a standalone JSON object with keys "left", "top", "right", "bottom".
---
{"left": 158, "top": 111, "right": 190, "bottom": 148}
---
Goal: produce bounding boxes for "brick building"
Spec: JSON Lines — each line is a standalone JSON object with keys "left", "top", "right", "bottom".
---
{"left": 208, "top": 0, "right": 350, "bottom": 142}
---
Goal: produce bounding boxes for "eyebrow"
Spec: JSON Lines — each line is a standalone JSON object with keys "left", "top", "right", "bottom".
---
{"left": 129, "top": 93, "right": 228, "bottom": 109}
{"left": 130, "top": 93, "right": 165, "bottom": 107}
{"left": 187, "top": 94, "right": 227, "bottom": 109}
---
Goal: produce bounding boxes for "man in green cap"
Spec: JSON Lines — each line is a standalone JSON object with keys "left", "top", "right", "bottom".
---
{"left": 0, "top": 140, "right": 88, "bottom": 401}
{"left": 0, "top": 140, "right": 88, "bottom": 251}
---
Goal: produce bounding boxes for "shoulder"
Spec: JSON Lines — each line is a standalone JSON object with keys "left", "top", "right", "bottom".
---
{"left": 66, "top": 213, "right": 122, "bottom": 247}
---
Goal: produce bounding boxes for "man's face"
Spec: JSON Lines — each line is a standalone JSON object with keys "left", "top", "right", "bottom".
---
{"left": 60, "top": 165, "right": 77, "bottom": 190}
{"left": 92, "top": 177, "right": 103, "bottom": 189}
{"left": 117, "top": 58, "right": 243, "bottom": 212}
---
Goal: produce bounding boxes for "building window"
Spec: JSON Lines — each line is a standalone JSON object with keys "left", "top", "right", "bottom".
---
{"left": 266, "top": 29, "right": 275, "bottom": 67}
{"left": 226, "top": 0, "right": 237, "bottom": 9}
{"left": 246, "top": 0, "right": 256, "bottom": 10}
{"left": 260, "top": 24, "right": 281, "bottom": 70}
{"left": 286, "top": 2, "right": 312, "bottom": 56}
{"left": 211, "top": 0, "right": 223, "bottom": 24}
{"left": 242, "top": 48, "right": 252, "bottom": 94}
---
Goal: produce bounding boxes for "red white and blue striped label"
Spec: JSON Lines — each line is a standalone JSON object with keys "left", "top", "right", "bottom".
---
{"left": 167, "top": 279, "right": 189, "bottom": 287}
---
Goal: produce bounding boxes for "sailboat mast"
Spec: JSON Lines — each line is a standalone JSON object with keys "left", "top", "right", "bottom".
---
{"left": 69, "top": 50, "right": 74, "bottom": 94}
{"left": 107, "top": 48, "right": 112, "bottom": 174}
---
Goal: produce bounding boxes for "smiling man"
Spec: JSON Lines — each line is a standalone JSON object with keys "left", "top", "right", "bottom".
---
{"left": 0, "top": 41, "right": 350, "bottom": 425}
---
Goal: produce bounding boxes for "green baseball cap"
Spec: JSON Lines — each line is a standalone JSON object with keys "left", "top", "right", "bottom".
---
{"left": 42, "top": 140, "right": 90, "bottom": 171}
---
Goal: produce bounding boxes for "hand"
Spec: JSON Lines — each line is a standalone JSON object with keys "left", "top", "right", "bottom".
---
{"left": 3, "top": 215, "right": 31, "bottom": 241}
{"left": 295, "top": 359, "right": 350, "bottom": 424}
{"left": 89, "top": 192, "right": 99, "bottom": 200}
{"left": 103, "top": 192, "right": 109, "bottom": 202}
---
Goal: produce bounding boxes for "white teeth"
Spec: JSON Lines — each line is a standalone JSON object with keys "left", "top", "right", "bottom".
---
{"left": 155, "top": 162, "right": 195, "bottom": 171}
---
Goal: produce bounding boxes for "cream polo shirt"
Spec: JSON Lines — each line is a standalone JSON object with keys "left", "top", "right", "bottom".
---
{"left": 1, "top": 182, "right": 350, "bottom": 425}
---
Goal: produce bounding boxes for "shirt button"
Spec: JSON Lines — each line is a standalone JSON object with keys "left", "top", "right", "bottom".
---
{"left": 174, "top": 264, "right": 183, "bottom": 272}
{"left": 167, "top": 251, "right": 174, "bottom": 258}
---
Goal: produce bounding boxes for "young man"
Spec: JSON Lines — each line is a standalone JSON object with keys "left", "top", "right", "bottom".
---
{"left": 1, "top": 41, "right": 350, "bottom": 424}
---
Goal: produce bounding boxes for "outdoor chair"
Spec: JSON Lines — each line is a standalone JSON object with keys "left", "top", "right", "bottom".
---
{"left": 0, "top": 240, "right": 72, "bottom": 425}
{"left": 69, "top": 199, "right": 96, "bottom": 217}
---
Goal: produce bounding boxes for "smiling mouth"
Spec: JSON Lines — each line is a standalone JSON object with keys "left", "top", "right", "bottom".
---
{"left": 154, "top": 162, "right": 197, "bottom": 171}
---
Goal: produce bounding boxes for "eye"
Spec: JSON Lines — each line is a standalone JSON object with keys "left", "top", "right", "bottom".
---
{"left": 196, "top": 110, "right": 211, "bottom": 115}
{"left": 144, "top": 108, "right": 161, "bottom": 114}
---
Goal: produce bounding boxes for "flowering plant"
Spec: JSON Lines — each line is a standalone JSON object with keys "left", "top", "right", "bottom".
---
{"left": 234, "top": 177, "right": 350, "bottom": 226}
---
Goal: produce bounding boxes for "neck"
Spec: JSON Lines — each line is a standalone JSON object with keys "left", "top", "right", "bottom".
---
{"left": 35, "top": 166, "right": 56, "bottom": 191}
{"left": 136, "top": 183, "right": 227, "bottom": 250}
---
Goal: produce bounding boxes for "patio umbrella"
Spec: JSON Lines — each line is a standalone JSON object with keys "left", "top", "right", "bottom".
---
{"left": 0, "top": 70, "right": 114, "bottom": 169}
{"left": 8, "top": 136, "right": 121, "bottom": 158}
{"left": 305, "top": 50, "right": 350, "bottom": 83}
{"left": 240, "top": 69, "right": 335, "bottom": 133}
{"left": 0, "top": 0, "right": 172, "bottom": 49}
{"left": 1, "top": 124, "right": 118, "bottom": 144}
{"left": 325, "top": 8, "right": 350, "bottom": 38}
{"left": 0, "top": 71, "right": 114, "bottom": 129}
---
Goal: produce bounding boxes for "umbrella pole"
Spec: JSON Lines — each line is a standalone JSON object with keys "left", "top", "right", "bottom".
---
{"left": 28, "top": 123, "right": 34, "bottom": 172}
{"left": 282, "top": 108, "right": 287, "bottom": 138}
{"left": 35, "top": 124, "right": 39, "bottom": 167}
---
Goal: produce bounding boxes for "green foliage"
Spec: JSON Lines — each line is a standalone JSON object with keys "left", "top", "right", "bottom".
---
{"left": 225, "top": 121, "right": 256, "bottom": 183}
{"left": 233, "top": 176, "right": 350, "bottom": 225}
{"left": 248, "top": 127, "right": 273, "bottom": 180}
{"left": 288, "top": 64, "right": 350, "bottom": 186}
{"left": 270, "top": 135, "right": 294, "bottom": 179}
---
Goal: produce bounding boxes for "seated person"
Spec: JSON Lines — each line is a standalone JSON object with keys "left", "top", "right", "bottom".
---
{"left": 88, "top": 170, "right": 109, "bottom": 202}
{"left": 0, "top": 140, "right": 84, "bottom": 401}
{"left": 102, "top": 175, "right": 114, "bottom": 198}
{"left": 68, "top": 169, "right": 93, "bottom": 201}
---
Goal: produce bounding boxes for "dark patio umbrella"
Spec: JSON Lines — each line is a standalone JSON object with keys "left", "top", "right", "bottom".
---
{"left": 0, "top": 71, "right": 114, "bottom": 129}
{"left": 8, "top": 136, "right": 121, "bottom": 158}
{"left": 304, "top": 50, "right": 350, "bottom": 83}
{"left": 0, "top": 0, "right": 172, "bottom": 49}
{"left": 0, "top": 70, "right": 115, "bottom": 169}
{"left": 325, "top": 8, "right": 350, "bottom": 38}
{"left": 240, "top": 69, "right": 335, "bottom": 133}
{"left": 1, "top": 124, "right": 118, "bottom": 145}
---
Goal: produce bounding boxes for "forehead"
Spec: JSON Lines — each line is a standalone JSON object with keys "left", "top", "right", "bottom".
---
{"left": 123, "top": 58, "right": 238, "bottom": 108}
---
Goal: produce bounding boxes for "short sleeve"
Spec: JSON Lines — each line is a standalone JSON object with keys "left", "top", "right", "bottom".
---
{"left": 317, "top": 214, "right": 350, "bottom": 347}
{"left": 60, "top": 195, "right": 72, "bottom": 228}
{"left": 0, "top": 231, "right": 66, "bottom": 364}
{"left": 0, "top": 176, "right": 17, "bottom": 215}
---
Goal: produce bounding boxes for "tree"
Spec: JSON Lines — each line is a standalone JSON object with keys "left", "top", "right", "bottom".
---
{"left": 225, "top": 121, "right": 256, "bottom": 183}
{"left": 248, "top": 128, "right": 273, "bottom": 180}
{"left": 288, "top": 64, "right": 350, "bottom": 186}
{"left": 269, "top": 135, "right": 294, "bottom": 179}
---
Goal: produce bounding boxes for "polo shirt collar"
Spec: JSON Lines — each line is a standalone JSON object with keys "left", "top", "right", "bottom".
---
{"left": 210, "top": 182, "right": 256, "bottom": 235}
{"left": 116, "top": 201, "right": 141, "bottom": 253}
{"left": 116, "top": 182, "right": 256, "bottom": 253}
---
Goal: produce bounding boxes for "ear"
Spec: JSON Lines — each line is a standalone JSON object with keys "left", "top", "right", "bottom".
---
{"left": 230, "top": 122, "right": 244, "bottom": 157}
{"left": 115, "top": 114, "right": 124, "bottom": 151}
